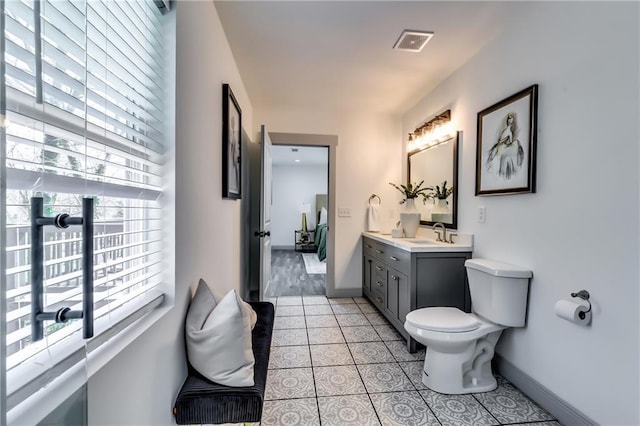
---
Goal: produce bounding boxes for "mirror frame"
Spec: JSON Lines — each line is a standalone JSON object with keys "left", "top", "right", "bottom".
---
{"left": 407, "top": 131, "right": 459, "bottom": 229}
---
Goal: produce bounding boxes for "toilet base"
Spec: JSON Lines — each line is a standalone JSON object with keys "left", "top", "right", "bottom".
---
{"left": 421, "top": 330, "right": 503, "bottom": 394}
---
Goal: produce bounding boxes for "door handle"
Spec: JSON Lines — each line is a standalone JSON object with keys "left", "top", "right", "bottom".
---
{"left": 31, "top": 197, "right": 94, "bottom": 341}
{"left": 254, "top": 230, "right": 271, "bottom": 237}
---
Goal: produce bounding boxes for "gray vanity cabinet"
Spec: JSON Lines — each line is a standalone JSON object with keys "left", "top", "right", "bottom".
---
{"left": 362, "top": 236, "right": 472, "bottom": 352}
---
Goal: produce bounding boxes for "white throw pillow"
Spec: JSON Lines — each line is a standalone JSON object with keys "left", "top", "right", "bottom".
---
{"left": 241, "top": 299, "right": 258, "bottom": 330}
{"left": 185, "top": 283, "right": 255, "bottom": 387}
{"left": 319, "top": 207, "right": 328, "bottom": 225}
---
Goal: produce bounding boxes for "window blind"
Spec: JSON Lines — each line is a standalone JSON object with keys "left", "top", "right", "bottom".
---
{"left": 3, "top": 0, "right": 167, "bottom": 389}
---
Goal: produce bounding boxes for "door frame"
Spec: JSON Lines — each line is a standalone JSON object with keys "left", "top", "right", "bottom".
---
{"left": 268, "top": 132, "right": 338, "bottom": 297}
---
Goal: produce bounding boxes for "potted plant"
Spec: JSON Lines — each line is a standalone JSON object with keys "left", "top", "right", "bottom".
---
{"left": 432, "top": 181, "right": 454, "bottom": 215}
{"left": 389, "top": 181, "right": 432, "bottom": 238}
{"left": 389, "top": 180, "right": 433, "bottom": 206}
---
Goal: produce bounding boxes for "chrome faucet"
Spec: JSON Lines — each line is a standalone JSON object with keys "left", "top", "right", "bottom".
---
{"left": 432, "top": 222, "right": 446, "bottom": 242}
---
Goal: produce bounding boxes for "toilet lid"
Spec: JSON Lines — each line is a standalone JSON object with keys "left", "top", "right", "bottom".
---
{"left": 405, "top": 307, "right": 480, "bottom": 332}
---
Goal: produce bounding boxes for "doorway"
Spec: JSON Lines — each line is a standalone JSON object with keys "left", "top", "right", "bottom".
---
{"left": 268, "top": 145, "right": 328, "bottom": 297}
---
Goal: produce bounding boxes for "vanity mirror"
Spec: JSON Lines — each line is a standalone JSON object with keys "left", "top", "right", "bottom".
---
{"left": 407, "top": 132, "right": 459, "bottom": 229}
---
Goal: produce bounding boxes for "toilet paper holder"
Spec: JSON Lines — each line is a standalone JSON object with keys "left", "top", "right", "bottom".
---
{"left": 570, "top": 290, "right": 592, "bottom": 319}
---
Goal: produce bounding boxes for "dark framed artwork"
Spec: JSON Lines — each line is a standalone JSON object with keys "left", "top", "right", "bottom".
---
{"left": 475, "top": 84, "right": 538, "bottom": 196}
{"left": 222, "top": 83, "right": 242, "bottom": 199}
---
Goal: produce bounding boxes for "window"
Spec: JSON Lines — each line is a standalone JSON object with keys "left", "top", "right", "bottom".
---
{"left": 1, "top": 0, "right": 171, "bottom": 419}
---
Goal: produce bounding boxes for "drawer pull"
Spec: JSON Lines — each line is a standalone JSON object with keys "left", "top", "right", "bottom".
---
{"left": 375, "top": 266, "right": 383, "bottom": 271}
{"left": 375, "top": 249, "right": 384, "bottom": 254}
{"left": 375, "top": 296, "right": 383, "bottom": 303}
{"left": 390, "top": 256, "right": 399, "bottom": 261}
{"left": 365, "top": 244, "right": 372, "bottom": 248}
{"left": 376, "top": 281, "right": 383, "bottom": 287}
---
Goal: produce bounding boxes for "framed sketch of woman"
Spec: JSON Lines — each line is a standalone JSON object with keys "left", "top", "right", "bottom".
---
{"left": 476, "top": 84, "right": 538, "bottom": 196}
{"left": 222, "top": 84, "right": 242, "bottom": 199}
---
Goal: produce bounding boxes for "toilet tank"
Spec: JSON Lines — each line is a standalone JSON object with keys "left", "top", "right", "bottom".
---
{"left": 465, "top": 259, "right": 532, "bottom": 327}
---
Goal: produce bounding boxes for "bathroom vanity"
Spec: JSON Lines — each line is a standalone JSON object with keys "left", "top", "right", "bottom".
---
{"left": 362, "top": 232, "right": 473, "bottom": 352}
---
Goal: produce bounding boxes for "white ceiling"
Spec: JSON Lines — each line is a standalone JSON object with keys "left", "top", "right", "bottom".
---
{"left": 272, "top": 145, "right": 329, "bottom": 166}
{"left": 214, "top": 1, "right": 515, "bottom": 116}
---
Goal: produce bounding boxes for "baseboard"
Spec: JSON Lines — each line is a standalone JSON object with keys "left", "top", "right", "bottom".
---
{"left": 272, "top": 245, "right": 294, "bottom": 250}
{"left": 325, "top": 288, "right": 362, "bottom": 298}
{"left": 494, "top": 354, "right": 595, "bottom": 426}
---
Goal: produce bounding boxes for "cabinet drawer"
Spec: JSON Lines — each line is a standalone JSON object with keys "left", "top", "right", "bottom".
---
{"left": 363, "top": 237, "right": 377, "bottom": 258}
{"left": 385, "top": 246, "right": 410, "bottom": 274}
{"left": 372, "top": 272, "right": 386, "bottom": 297}
{"left": 371, "top": 241, "right": 388, "bottom": 261}
{"left": 370, "top": 292, "right": 385, "bottom": 311}
{"left": 373, "top": 260, "right": 387, "bottom": 281}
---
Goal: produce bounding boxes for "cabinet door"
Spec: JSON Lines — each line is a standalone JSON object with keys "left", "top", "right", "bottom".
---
{"left": 363, "top": 255, "right": 373, "bottom": 292}
{"left": 387, "top": 268, "right": 409, "bottom": 322}
{"left": 397, "top": 271, "right": 411, "bottom": 323}
{"left": 416, "top": 256, "right": 469, "bottom": 311}
{"left": 386, "top": 271, "right": 398, "bottom": 319}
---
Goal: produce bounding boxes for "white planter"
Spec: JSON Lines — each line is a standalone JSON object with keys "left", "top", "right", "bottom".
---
{"left": 432, "top": 198, "right": 449, "bottom": 214}
{"left": 400, "top": 198, "right": 421, "bottom": 238}
{"left": 431, "top": 198, "right": 452, "bottom": 223}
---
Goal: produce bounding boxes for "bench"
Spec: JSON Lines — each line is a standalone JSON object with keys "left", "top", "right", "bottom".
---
{"left": 173, "top": 301, "right": 275, "bottom": 424}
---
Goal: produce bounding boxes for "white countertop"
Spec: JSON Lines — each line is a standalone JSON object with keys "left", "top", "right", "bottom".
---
{"left": 362, "top": 229, "right": 473, "bottom": 253}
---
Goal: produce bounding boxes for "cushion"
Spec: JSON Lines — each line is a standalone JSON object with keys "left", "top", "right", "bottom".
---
{"left": 241, "top": 299, "right": 258, "bottom": 330}
{"left": 185, "top": 283, "right": 255, "bottom": 387}
{"left": 173, "top": 301, "right": 275, "bottom": 425}
{"left": 185, "top": 279, "right": 217, "bottom": 336}
{"left": 319, "top": 206, "right": 328, "bottom": 225}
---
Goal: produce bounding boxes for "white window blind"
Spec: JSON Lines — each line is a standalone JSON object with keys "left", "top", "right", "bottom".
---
{"left": 2, "top": 0, "right": 168, "bottom": 398}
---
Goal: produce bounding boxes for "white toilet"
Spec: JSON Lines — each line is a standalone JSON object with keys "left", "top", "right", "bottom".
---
{"left": 404, "top": 258, "right": 532, "bottom": 394}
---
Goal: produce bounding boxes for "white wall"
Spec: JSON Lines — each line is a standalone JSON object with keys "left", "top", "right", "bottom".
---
{"left": 256, "top": 108, "right": 403, "bottom": 291}
{"left": 403, "top": 3, "right": 639, "bottom": 424}
{"left": 271, "top": 164, "right": 328, "bottom": 247}
{"left": 88, "top": 2, "right": 253, "bottom": 424}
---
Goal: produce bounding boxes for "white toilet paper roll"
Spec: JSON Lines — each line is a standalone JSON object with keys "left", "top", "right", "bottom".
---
{"left": 554, "top": 300, "right": 591, "bottom": 325}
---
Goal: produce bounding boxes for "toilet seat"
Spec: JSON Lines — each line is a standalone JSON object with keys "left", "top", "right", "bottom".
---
{"left": 405, "top": 307, "right": 480, "bottom": 333}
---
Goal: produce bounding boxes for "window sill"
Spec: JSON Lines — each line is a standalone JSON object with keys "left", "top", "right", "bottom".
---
{"left": 7, "top": 292, "right": 172, "bottom": 426}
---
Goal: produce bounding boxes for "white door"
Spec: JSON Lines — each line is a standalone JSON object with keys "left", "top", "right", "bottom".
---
{"left": 259, "top": 125, "right": 273, "bottom": 299}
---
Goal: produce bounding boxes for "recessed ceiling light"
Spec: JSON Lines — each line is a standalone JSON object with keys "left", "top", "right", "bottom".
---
{"left": 294, "top": 159, "right": 300, "bottom": 163}
{"left": 393, "top": 30, "right": 434, "bottom": 52}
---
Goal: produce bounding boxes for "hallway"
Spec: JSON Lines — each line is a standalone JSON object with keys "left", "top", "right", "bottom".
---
{"left": 266, "top": 249, "right": 326, "bottom": 297}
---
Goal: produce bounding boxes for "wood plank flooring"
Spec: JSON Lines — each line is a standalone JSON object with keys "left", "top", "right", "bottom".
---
{"left": 266, "top": 249, "right": 326, "bottom": 297}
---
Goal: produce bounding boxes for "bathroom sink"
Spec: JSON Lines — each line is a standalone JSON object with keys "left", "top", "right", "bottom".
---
{"left": 406, "top": 239, "right": 440, "bottom": 245}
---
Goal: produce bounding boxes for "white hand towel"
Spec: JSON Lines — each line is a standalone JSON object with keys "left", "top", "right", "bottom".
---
{"left": 367, "top": 204, "right": 381, "bottom": 232}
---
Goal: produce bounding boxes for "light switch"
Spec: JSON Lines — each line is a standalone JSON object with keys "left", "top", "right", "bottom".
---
{"left": 478, "top": 206, "right": 486, "bottom": 223}
{"left": 338, "top": 207, "right": 351, "bottom": 217}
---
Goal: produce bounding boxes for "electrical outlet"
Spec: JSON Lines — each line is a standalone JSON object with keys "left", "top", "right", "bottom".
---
{"left": 338, "top": 207, "right": 351, "bottom": 217}
{"left": 478, "top": 206, "right": 486, "bottom": 223}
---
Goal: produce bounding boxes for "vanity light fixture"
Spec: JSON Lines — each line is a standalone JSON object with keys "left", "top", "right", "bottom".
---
{"left": 408, "top": 109, "right": 455, "bottom": 152}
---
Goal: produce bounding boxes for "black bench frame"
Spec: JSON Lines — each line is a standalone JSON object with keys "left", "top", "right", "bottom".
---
{"left": 173, "top": 301, "right": 275, "bottom": 424}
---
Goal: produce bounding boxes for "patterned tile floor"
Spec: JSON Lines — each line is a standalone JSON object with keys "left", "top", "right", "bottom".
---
{"left": 260, "top": 296, "right": 560, "bottom": 426}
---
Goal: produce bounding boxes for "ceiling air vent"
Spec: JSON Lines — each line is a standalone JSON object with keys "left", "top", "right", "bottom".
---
{"left": 393, "top": 30, "right": 434, "bottom": 52}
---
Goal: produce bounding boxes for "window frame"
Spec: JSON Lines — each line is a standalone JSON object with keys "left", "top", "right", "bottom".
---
{"left": 1, "top": 1, "right": 175, "bottom": 424}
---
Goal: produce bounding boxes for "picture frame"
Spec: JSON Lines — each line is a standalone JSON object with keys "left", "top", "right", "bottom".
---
{"left": 222, "top": 83, "right": 242, "bottom": 199}
{"left": 475, "top": 84, "right": 538, "bottom": 196}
